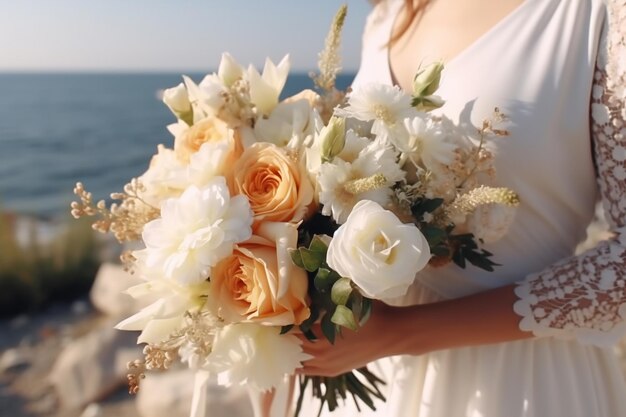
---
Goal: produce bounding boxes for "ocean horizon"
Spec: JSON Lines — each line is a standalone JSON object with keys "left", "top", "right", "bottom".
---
{"left": 0, "top": 72, "right": 355, "bottom": 219}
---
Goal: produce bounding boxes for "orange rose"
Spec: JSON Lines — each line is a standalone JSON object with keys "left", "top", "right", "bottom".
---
{"left": 175, "top": 115, "right": 242, "bottom": 164}
{"left": 211, "top": 222, "right": 310, "bottom": 326}
{"left": 228, "top": 142, "right": 314, "bottom": 225}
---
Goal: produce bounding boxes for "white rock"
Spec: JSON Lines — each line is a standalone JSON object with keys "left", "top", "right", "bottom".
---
{"left": 136, "top": 369, "right": 252, "bottom": 417}
{"left": 0, "top": 348, "right": 31, "bottom": 373}
{"left": 49, "top": 322, "right": 141, "bottom": 409}
{"left": 90, "top": 263, "right": 145, "bottom": 318}
{"left": 80, "top": 403, "right": 103, "bottom": 417}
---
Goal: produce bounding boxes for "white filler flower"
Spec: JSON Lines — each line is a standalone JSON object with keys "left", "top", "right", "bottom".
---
{"left": 335, "top": 83, "right": 416, "bottom": 142}
{"left": 208, "top": 323, "right": 311, "bottom": 392}
{"left": 327, "top": 200, "right": 431, "bottom": 299}
{"left": 138, "top": 177, "right": 253, "bottom": 285}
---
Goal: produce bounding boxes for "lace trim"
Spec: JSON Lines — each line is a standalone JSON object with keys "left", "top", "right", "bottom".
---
{"left": 513, "top": 0, "right": 626, "bottom": 346}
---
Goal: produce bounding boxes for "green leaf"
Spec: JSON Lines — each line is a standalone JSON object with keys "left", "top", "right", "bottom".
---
{"left": 309, "top": 234, "right": 329, "bottom": 254}
{"left": 321, "top": 312, "right": 336, "bottom": 344}
{"left": 300, "top": 305, "right": 320, "bottom": 334}
{"left": 411, "top": 197, "right": 444, "bottom": 218}
{"left": 421, "top": 225, "right": 447, "bottom": 247}
{"left": 314, "top": 268, "right": 341, "bottom": 293}
{"left": 431, "top": 245, "right": 451, "bottom": 257}
{"left": 331, "top": 277, "right": 353, "bottom": 306}
{"left": 280, "top": 324, "right": 294, "bottom": 335}
{"left": 300, "top": 248, "right": 325, "bottom": 272}
{"left": 331, "top": 304, "right": 358, "bottom": 331}
{"left": 290, "top": 248, "right": 304, "bottom": 268}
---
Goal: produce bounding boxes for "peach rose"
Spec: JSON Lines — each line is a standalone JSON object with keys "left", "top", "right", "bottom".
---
{"left": 211, "top": 222, "right": 310, "bottom": 326}
{"left": 175, "top": 115, "right": 242, "bottom": 164}
{"left": 228, "top": 142, "right": 314, "bottom": 225}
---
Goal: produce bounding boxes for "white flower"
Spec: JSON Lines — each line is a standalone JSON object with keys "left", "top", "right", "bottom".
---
{"left": 467, "top": 204, "right": 517, "bottom": 243}
{"left": 137, "top": 178, "right": 253, "bottom": 285}
{"left": 305, "top": 127, "right": 368, "bottom": 184}
{"left": 217, "top": 52, "right": 245, "bottom": 87}
{"left": 137, "top": 145, "right": 186, "bottom": 207}
{"left": 163, "top": 83, "right": 192, "bottom": 121}
{"left": 318, "top": 141, "right": 404, "bottom": 224}
{"left": 338, "top": 130, "right": 371, "bottom": 163}
{"left": 253, "top": 98, "right": 314, "bottom": 148}
{"left": 327, "top": 200, "right": 431, "bottom": 299}
{"left": 184, "top": 141, "right": 232, "bottom": 187}
{"left": 319, "top": 116, "right": 346, "bottom": 161}
{"left": 402, "top": 116, "right": 457, "bottom": 170}
{"left": 247, "top": 55, "right": 290, "bottom": 116}
{"left": 208, "top": 323, "right": 310, "bottom": 392}
{"left": 184, "top": 75, "right": 226, "bottom": 121}
{"left": 115, "top": 278, "right": 210, "bottom": 344}
{"left": 335, "top": 83, "right": 416, "bottom": 142}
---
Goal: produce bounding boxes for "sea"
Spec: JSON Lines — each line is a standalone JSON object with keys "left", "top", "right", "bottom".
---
{"left": 0, "top": 72, "right": 355, "bottom": 219}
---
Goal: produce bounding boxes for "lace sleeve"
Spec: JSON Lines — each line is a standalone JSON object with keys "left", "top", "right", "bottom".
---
{"left": 513, "top": 0, "right": 626, "bottom": 346}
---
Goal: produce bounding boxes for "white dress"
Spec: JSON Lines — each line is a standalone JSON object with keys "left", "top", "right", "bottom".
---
{"left": 300, "top": 0, "right": 626, "bottom": 416}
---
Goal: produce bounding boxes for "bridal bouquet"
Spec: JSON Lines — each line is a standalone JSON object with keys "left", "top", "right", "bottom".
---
{"left": 71, "top": 6, "right": 518, "bottom": 416}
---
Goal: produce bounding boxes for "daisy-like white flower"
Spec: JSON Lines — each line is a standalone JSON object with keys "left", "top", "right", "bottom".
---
{"left": 402, "top": 116, "right": 458, "bottom": 171}
{"left": 136, "top": 177, "right": 253, "bottom": 285}
{"left": 318, "top": 141, "right": 404, "bottom": 224}
{"left": 208, "top": 323, "right": 311, "bottom": 392}
{"left": 335, "top": 83, "right": 417, "bottom": 143}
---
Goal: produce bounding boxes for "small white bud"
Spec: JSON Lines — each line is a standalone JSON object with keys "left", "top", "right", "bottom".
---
{"left": 320, "top": 116, "right": 346, "bottom": 161}
{"left": 163, "top": 83, "right": 193, "bottom": 123}
{"left": 413, "top": 62, "right": 444, "bottom": 97}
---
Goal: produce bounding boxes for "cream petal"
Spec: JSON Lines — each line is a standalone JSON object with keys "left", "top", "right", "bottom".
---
{"left": 137, "top": 316, "right": 184, "bottom": 344}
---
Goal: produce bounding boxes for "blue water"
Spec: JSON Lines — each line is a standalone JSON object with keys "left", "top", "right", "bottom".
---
{"left": 0, "top": 72, "right": 355, "bottom": 218}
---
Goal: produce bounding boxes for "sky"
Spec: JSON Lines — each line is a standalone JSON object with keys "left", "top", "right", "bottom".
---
{"left": 0, "top": 1, "right": 373, "bottom": 73}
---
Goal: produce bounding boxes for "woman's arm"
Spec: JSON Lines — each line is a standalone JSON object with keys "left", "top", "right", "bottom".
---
{"left": 299, "top": 285, "right": 531, "bottom": 377}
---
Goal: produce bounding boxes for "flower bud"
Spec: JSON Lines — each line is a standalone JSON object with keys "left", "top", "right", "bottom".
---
{"left": 412, "top": 62, "right": 444, "bottom": 97}
{"left": 320, "top": 116, "right": 346, "bottom": 162}
{"left": 217, "top": 52, "right": 244, "bottom": 87}
{"left": 163, "top": 83, "right": 193, "bottom": 124}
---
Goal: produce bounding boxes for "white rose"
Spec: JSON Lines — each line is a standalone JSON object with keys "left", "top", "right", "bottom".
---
{"left": 326, "top": 200, "right": 431, "bottom": 299}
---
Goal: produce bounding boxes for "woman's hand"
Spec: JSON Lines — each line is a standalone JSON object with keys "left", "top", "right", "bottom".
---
{"left": 297, "top": 285, "right": 532, "bottom": 378}
{"left": 297, "top": 301, "right": 424, "bottom": 377}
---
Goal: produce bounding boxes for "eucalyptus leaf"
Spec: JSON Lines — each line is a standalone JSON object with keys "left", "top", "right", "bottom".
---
{"left": 331, "top": 277, "right": 353, "bottom": 306}
{"left": 331, "top": 304, "right": 358, "bottom": 331}
{"left": 314, "top": 268, "right": 337, "bottom": 292}
{"left": 309, "top": 234, "right": 329, "bottom": 254}
{"left": 290, "top": 248, "right": 305, "bottom": 268}
{"left": 300, "top": 248, "right": 325, "bottom": 272}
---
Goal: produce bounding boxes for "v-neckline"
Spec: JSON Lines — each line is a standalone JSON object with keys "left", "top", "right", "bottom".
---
{"left": 384, "top": 0, "right": 532, "bottom": 87}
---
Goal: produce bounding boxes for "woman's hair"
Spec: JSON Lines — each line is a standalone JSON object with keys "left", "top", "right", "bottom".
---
{"left": 389, "top": 0, "right": 430, "bottom": 45}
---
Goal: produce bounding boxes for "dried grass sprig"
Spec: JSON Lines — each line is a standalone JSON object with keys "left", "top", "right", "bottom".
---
{"left": 71, "top": 180, "right": 159, "bottom": 242}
